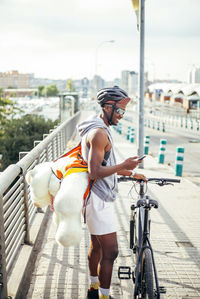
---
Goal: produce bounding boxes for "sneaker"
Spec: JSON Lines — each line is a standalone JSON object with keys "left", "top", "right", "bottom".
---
{"left": 87, "top": 283, "right": 99, "bottom": 299}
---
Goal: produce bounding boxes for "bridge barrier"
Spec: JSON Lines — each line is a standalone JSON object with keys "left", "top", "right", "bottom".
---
{"left": 175, "top": 147, "right": 184, "bottom": 177}
{"left": 197, "top": 120, "right": 199, "bottom": 131}
{"left": 0, "top": 111, "right": 81, "bottom": 299}
{"left": 117, "top": 123, "right": 122, "bottom": 134}
{"left": 130, "top": 128, "right": 135, "bottom": 143}
{"left": 126, "top": 126, "right": 131, "bottom": 140}
{"left": 158, "top": 139, "right": 167, "bottom": 164}
{"left": 144, "top": 112, "right": 200, "bottom": 133}
{"left": 144, "top": 136, "right": 150, "bottom": 155}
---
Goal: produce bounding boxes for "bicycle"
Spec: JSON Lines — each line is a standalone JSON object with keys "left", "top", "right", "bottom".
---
{"left": 117, "top": 176, "right": 180, "bottom": 299}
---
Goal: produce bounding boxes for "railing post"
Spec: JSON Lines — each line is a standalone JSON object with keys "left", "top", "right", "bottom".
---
{"left": 19, "top": 152, "right": 31, "bottom": 244}
{"left": 0, "top": 194, "right": 8, "bottom": 299}
{"left": 34, "top": 140, "right": 42, "bottom": 147}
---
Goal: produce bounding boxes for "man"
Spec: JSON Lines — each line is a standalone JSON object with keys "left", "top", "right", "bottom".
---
{"left": 78, "top": 86, "right": 146, "bottom": 299}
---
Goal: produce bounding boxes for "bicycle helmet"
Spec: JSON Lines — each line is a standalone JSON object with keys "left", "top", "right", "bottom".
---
{"left": 97, "top": 86, "right": 130, "bottom": 125}
{"left": 97, "top": 86, "right": 130, "bottom": 107}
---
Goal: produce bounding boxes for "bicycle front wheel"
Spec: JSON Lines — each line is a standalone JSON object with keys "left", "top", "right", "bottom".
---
{"left": 141, "top": 248, "right": 154, "bottom": 299}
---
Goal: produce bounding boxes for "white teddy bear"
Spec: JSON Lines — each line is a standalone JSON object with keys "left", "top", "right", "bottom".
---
{"left": 25, "top": 161, "right": 88, "bottom": 247}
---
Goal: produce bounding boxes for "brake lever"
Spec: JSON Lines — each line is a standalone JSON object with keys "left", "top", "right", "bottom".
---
{"left": 159, "top": 182, "right": 174, "bottom": 186}
{"left": 166, "top": 183, "right": 174, "bottom": 186}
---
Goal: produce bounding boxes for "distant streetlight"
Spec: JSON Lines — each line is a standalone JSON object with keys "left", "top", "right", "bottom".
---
{"left": 131, "top": 0, "right": 145, "bottom": 168}
{"left": 95, "top": 40, "right": 115, "bottom": 91}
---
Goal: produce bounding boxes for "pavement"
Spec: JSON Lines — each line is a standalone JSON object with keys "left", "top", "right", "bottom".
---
{"left": 25, "top": 113, "right": 200, "bottom": 299}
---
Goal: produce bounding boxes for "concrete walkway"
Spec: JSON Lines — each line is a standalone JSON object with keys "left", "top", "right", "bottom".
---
{"left": 26, "top": 119, "right": 200, "bottom": 299}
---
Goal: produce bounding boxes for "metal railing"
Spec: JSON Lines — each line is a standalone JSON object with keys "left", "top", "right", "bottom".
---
{"left": 0, "top": 112, "right": 81, "bottom": 299}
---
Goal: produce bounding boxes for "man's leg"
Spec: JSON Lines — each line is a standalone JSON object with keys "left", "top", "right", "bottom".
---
{"left": 87, "top": 235, "right": 102, "bottom": 298}
{"left": 96, "top": 232, "right": 118, "bottom": 289}
{"left": 88, "top": 234, "right": 102, "bottom": 276}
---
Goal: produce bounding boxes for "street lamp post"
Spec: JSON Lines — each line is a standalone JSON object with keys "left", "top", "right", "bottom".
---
{"left": 95, "top": 40, "right": 115, "bottom": 92}
{"left": 131, "top": 0, "right": 145, "bottom": 168}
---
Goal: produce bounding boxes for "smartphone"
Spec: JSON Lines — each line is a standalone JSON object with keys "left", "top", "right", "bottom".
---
{"left": 137, "top": 155, "right": 146, "bottom": 161}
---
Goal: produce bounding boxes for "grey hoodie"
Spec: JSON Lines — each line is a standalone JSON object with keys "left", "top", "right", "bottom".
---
{"left": 77, "top": 114, "right": 118, "bottom": 202}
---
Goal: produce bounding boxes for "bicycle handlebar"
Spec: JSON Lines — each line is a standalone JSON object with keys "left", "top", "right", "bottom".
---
{"left": 117, "top": 176, "right": 180, "bottom": 185}
{"left": 148, "top": 178, "right": 181, "bottom": 183}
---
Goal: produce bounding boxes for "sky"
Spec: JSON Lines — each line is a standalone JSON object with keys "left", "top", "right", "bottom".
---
{"left": 0, "top": 0, "right": 200, "bottom": 82}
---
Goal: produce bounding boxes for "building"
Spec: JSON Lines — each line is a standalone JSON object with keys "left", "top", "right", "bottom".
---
{"left": 121, "top": 70, "right": 138, "bottom": 98}
{"left": 128, "top": 71, "right": 138, "bottom": 97}
{"left": 121, "top": 70, "right": 129, "bottom": 92}
{"left": 188, "top": 66, "right": 200, "bottom": 84}
{"left": 147, "top": 82, "right": 200, "bottom": 111}
{"left": 30, "top": 77, "right": 68, "bottom": 91}
{"left": 0, "top": 70, "right": 32, "bottom": 89}
{"left": 4, "top": 88, "right": 38, "bottom": 98}
{"left": 93, "top": 75, "right": 104, "bottom": 91}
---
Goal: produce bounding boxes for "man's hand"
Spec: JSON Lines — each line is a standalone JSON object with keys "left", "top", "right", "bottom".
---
{"left": 122, "top": 156, "right": 140, "bottom": 171}
{"left": 132, "top": 173, "right": 147, "bottom": 182}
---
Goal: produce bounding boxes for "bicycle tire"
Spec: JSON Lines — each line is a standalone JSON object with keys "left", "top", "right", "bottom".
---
{"left": 130, "top": 219, "right": 135, "bottom": 249}
{"left": 141, "top": 248, "right": 154, "bottom": 299}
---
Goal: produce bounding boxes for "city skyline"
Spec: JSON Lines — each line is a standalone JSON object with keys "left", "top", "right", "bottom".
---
{"left": 0, "top": 0, "right": 200, "bottom": 82}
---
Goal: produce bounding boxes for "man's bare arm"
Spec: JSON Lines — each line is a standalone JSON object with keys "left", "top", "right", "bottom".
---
{"left": 87, "top": 128, "right": 140, "bottom": 180}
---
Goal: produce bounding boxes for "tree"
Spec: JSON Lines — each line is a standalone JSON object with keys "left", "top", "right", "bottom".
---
{"left": 0, "top": 97, "right": 20, "bottom": 131}
{"left": 0, "top": 114, "right": 58, "bottom": 171}
{"left": 38, "top": 85, "right": 45, "bottom": 97}
{"left": 67, "top": 79, "right": 73, "bottom": 91}
{"left": 0, "top": 88, "right": 3, "bottom": 97}
{"left": 46, "top": 84, "right": 59, "bottom": 97}
{"left": 67, "top": 79, "right": 76, "bottom": 92}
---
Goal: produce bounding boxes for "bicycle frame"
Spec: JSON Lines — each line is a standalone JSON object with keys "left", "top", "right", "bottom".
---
{"left": 118, "top": 176, "right": 180, "bottom": 298}
{"left": 134, "top": 197, "right": 160, "bottom": 298}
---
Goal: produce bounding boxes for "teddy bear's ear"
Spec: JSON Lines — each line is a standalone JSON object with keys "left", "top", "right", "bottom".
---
{"left": 25, "top": 170, "right": 33, "bottom": 185}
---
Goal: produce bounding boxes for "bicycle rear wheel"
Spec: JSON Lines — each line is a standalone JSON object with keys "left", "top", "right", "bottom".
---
{"left": 141, "top": 248, "right": 154, "bottom": 299}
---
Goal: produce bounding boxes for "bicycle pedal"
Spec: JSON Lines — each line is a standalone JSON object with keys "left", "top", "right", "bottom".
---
{"left": 159, "top": 286, "right": 166, "bottom": 294}
{"left": 118, "top": 266, "right": 131, "bottom": 279}
{"left": 155, "top": 286, "right": 166, "bottom": 295}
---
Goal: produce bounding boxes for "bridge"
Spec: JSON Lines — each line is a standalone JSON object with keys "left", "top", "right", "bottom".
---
{"left": 0, "top": 112, "right": 81, "bottom": 299}
{"left": 0, "top": 110, "right": 200, "bottom": 298}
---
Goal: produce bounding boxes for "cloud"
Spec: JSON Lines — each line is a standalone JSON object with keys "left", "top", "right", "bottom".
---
{"left": 146, "top": 0, "right": 200, "bottom": 37}
{"left": 0, "top": 0, "right": 199, "bottom": 81}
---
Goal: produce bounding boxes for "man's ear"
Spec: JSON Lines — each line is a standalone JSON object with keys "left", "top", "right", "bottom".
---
{"left": 104, "top": 105, "right": 111, "bottom": 113}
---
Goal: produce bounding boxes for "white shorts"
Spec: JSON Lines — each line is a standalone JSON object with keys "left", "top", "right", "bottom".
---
{"left": 86, "top": 191, "right": 117, "bottom": 235}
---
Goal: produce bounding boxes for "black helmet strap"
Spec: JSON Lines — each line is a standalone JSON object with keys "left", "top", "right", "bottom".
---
{"left": 103, "top": 103, "right": 116, "bottom": 125}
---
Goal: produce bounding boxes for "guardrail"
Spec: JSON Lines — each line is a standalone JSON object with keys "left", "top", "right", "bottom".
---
{"left": 0, "top": 112, "right": 81, "bottom": 299}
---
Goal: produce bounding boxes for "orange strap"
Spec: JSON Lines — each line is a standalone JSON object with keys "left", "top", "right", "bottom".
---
{"left": 53, "top": 143, "right": 95, "bottom": 203}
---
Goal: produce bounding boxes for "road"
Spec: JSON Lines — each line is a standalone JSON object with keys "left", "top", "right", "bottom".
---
{"left": 124, "top": 109, "right": 200, "bottom": 186}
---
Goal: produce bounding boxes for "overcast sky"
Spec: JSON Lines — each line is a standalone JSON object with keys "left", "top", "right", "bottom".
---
{"left": 0, "top": 0, "right": 200, "bottom": 82}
